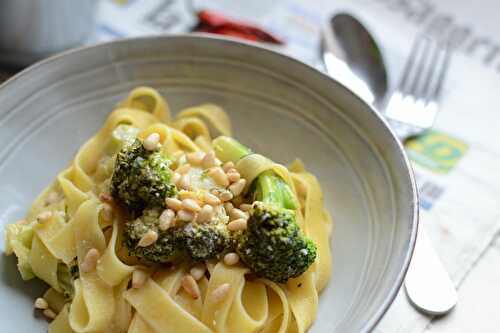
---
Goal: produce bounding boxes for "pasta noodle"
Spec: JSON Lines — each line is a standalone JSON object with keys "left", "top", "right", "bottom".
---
{"left": 4, "top": 87, "right": 332, "bottom": 333}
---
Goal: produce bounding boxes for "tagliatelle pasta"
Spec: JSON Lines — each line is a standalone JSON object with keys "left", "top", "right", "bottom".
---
{"left": 5, "top": 87, "right": 333, "bottom": 333}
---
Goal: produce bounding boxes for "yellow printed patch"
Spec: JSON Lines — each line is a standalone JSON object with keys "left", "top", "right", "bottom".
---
{"left": 405, "top": 131, "right": 468, "bottom": 173}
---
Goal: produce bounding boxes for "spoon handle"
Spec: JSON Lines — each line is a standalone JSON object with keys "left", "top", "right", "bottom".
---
{"left": 404, "top": 224, "right": 458, "bottom": 315}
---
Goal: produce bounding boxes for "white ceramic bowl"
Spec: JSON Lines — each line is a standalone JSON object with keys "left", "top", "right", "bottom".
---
{"left": 0, "top": 35, "right": 417, "bottom": 332}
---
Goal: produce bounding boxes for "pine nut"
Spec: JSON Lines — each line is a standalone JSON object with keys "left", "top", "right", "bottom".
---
{"left": 172, "top": 172, "right": 181, "bottom": 185}
{"left": 143, "top": 133, "right": 160, "bottom": 151}
{"left": 159, "top": 209, "right": 175, "bottom": 231}
{"left": 219, "top": 191, "right": 233, "bottom": 202}
{"left": 36, "top": 211, "right": 52, "bottom": 223}
{"left": 99, "top": 193, "right": 113, "bottom": 203}
{"left": 43, "top": 309, "right": 56, "bottom": 320}
{"left": 101, "top": 204, "right": 113, "bottom": 222}
{"left": 45, "top": 192, "right": 60, "bottom": 205}
{"left": 239, "top": 204, "right": 252, "bottom": 212}
{"left": 16, "top": 219, "right": 28, "bottom": 225}
{"left": 203, "top": 192, "right": 221, "bottom": 206}
{"left": 182, "top": 198, "right": 201, "bottom": 212}
{"left": 210, "top": 283, "right": 230, "bottom": 304}
{"left": 181, "top": 275, "right": 201, "bottom": 299}
{"left": 186, "top": 151, "right": 206, "bottom": 165}
{"left": 197, "top": 205, "right": 214, "bottom": 223}
{"left": 190, "top": 263, "right": 206, "bottom": 281}
{"left": 165, "top": 198, "right": 183, "bottom": 211}
{"left": 205, "top": 260, "right": 216, "bottom": 274}
{"left": 229, "top": 208, "right": 247, "bottom": 221}
{"left": 176, "top": 163, "right": 191, "bottom": 175}
{"left": 173, "top": 151, "right": 184, "bottom": 161}
{"left": 227, "top": 219, "right": 248, "bottom": 231}
{"left": 227, "top": 171, "right": 240, "bottom": 183}
{"left": 177, "top": 209, "right": 195, "bottom": 222}
{"left": 222, "top": 161, "right": 235, "bottom": 172}
{"left": 208, "top": 167, "right": 229, "bottom": 187}
{"left": 223, "top": 202, "right": 234, "bottom": 213}
{"left": 132, "top": 269, "right": 148, "bottom": 289}
{"left": 81, "top": 248, "right": 100, "bottom": 273}
{"left": 179, "top": 174, "right": 191, "bottom": 190}
{"left": 202, "top": 151, "right": 217, "bottom": 169}
{"left": 224, "top": 253, "right": 240, "bottom": 265}
{"left": 137, "top": 230, "right": 158, "bottom": 247}
{"left": 179, "top": 190, "right": 197, "bottom": 200}
{"left": 34, "top": 297, "right": 48, "bottom": 310}
{"left": 228, "top": 179, "right": 246, "bottom": 197}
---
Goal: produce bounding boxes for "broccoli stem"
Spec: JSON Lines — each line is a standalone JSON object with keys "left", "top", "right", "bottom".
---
{"left": 213, "top": 136, "right": 251, "bottom": 163}
{"left": 254, "top": 170, "right": 298, "bottom": 210}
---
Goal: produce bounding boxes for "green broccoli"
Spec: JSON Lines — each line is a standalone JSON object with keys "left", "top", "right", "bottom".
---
{"left": 175, "top": 220, "right": 232, "bottom": 262}
{"left": 123, "top": 208, "right": 231, "bottom": 263}
{"left": 111, "top": 139, "right": 177, "bottom": 214}
{"left": 123, "top": 208, "right": 183, "bottom": 263}
{"left": 213, "top": 136, "right": 316, "bottom": 283}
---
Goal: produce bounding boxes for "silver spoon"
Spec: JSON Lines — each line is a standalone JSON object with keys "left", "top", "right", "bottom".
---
{"left": 321, "top": 13, "right": 457, "bottom": 316}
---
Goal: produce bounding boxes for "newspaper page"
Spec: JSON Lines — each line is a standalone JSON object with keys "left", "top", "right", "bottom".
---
{"left": 93, "top": 1, "right": 500, "bottom": 332}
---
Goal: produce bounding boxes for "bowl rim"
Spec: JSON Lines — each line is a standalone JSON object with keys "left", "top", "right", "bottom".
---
{"left": 0, "top": 33, "right": 418, "bottom": 332}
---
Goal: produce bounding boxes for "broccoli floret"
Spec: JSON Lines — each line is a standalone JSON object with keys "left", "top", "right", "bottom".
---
{"left": 213, "top": 136, "right": 316, "bottom": 283}
{"left": 111, "top": 139, "right": 177, "bottom": 214}
{"left": 175, "top": 220, "right": 232, "bottom": 261}
{"left": 124, "top": 208, "right": 231, "bottom": 263}
{"left": 123, "top": 208, "right": 183, "bottom": 263}
{"left": 237, "top": 202, "right": 316, "bottom": 283}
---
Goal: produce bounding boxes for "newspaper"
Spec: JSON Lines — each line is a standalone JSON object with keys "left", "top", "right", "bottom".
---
{"left": 94, "top": 1, "right": 500, "bottom": 332}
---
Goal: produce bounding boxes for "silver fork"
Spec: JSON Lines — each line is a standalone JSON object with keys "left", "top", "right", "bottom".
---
{"left": 384, "top": 35, "right": 458, "bottom": 315}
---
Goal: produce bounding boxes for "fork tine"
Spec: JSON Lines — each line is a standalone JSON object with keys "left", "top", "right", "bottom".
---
{"left": 406, "top": 37, "right": 432, "bottom": 98}
{"left": 399, "top": 36, "right": 429, "bottom": 95}
{"left": 427, "top": 41, "right": 452, "bottom": 102}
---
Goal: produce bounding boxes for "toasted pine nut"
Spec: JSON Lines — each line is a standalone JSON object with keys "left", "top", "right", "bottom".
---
{"left": 132, "top": 269, "right": 148, "bottom": 289}
{"left": 159, "top": 209, "right": 175, "bottom": 231}
{"left": 203, "top": 192, "right": 221, "bottom": 206}
{"left": 202, "top": 151, "right": 217, "bottom": 169}
{"left": 177, "top": 209, "right": 195, "bottom": 222}
{"left": 16, "top": 219, "right": 28, "bottom": 225}
{"left": 210, "top": 283, "right": 230, "bottom": 304}
{"left": 165, "top": 198, "right": 183, "bottom": 211}
{"left": 182, "top": 198, "right": 201, "bottom": 212}
{"left": 137, "top": 230, "right": 158, "bottom": 247}
{"left": 219, "top": 191, "right": 233, "bottom": 202}
{"left": 179, "top": 190, "right": 197, "bottom": 200}
{"left": 186, "top": 151, "right": 206, "bottom": 165}
{"left": 143, "top": 133, "right": 160, "bottom": 151}
{"left": 34, "top": 297, "right": 48, "bottom": 310}
{"left": 45, "top": 192, "right": 60, "bottom": 205}
{"left": 172, "top": 172, "right": 181, "bottom": 185}
{"left": 99, "top": 192, "right": 113, "bottom": 203}
{"left": 43, "top": 309, "right": 56, "bottom": 320}
{"left": 81, "top": 248, "right": 100, "bottom": 273}
{"left": 190, "top": 263, "right": 206, "bottom": 281}
{"left": 36, "top": 211, "right": 52, "bottom": 223}
{"left": 229, "top": 208, "right": 247, "bottom": 221}
{"left": 229, "top": 179, "right": 246, "bottom": 197}
{"left": 208, "top": 167, "right": 229, "bottom": 187}
{"left": 239, "top": 204, "right": 252, "bottom": 212}
{"left": 179, "top": 174, "right": 191, "bottom": 190}
{"left": 224, "top": 253, "right": 240, "bottom": 266}
{"left": 197, "top": 205, "right": 214, "bottom": 223}
{"left": 101, "top": 204, "right": 113, "bottom": 222}
{"left": 181, "top": 275, "right": 201, "bottom": 299}
{"left": 223, "top": 202, "right": 234, "bottom": 213}
{"left": 222, "top": 161, "right": 235, "bottom": 172}
{"left": 227, "top": 219, "right": 248, "bottom": 231}
{"left": 173, "top": 151, "right": 184, "bottom": 160}
{"left": 176, "top": 163, "right": 191, "bottom": 175}
{"left": 227, "top": 171, "right": 240, "bottom": 183}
